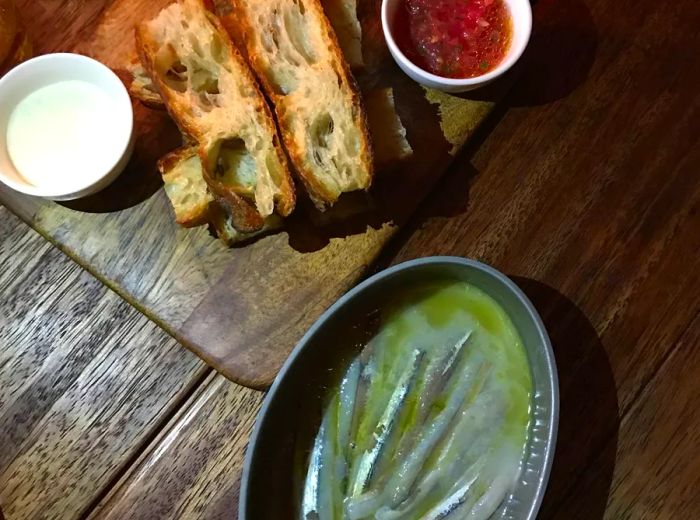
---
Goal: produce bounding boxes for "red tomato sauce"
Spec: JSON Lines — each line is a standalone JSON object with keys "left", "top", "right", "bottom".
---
{"left": 393, "top": 0, "right": 513, "bottom": 79}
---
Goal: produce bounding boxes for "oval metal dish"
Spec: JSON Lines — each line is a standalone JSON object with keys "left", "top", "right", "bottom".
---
{"left": 240, "top": 256, "right": 559, "bottom": 520}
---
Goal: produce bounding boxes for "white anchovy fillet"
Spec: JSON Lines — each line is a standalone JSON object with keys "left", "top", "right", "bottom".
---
{"left": 319, "top": 395, "right": 342, "bottom": 520}
{"left": 442, "top": 330, "right": 473, "bottom": 376}
{"left": 427, "top": 372, "right": 498, "bottom": 472}
{"left": 379, "top": 455, "right": 486, "bottom": 520}
{"left": 374, "top": 366, "right": 496, "bottom": 518}
{"left": 375, "top": 470, "right": 441, "bottom": 520}
{"left": 387, "top": 362, "right": 490, "bottom": 507}
{"left": 347, "top": 347, "right": 375, "bottom": 447}
{"left": 348, "top": 348, "right": 424, "bottom": 499}
{"left": 301, "top": 418, "right": 325, "bottom": 520}
{"left": 344, "top": 488, "right": 382, "bottom": 520}
{"left": 345, "top": 352, "right": 374, "bottom": 490}
{"left": 463, "top": 473, "right": 514, "bottom": 520}
{"left": 334, "top": 359, "right": 361, "bottom": 511}
{"left": 338, "top": 359, "right": 361, "bottom": 462}
{"left": 423, "top": 471, "right": 480, "bottom": 520}
{"left": 389, "top": 330, "right": 474, "bottom": 464}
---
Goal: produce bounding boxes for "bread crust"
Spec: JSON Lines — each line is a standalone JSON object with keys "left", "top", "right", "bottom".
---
{"left": 135, "top": 0, "right": 295, "bottom": 231}
{"left": 223, "top": 0, "right": 374, "bottom": 208}
{"left": 320, "top": 0, "right": 364, "bottom": 70}
{"left": 158, "top": 146, "right": 281, "bottom": 241}
{"left": 127, "top": 57, "right": 166, "bottom": 109}
{"left": 209, "top": 202, "right": 284, "bottom": 245}
{"left": 157, "top": 147, "right": 213, "bottom": 227}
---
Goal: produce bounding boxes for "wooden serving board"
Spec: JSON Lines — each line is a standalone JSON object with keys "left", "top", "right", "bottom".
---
{"left": 1, "top": 0, "right": 502, "bottom": 389}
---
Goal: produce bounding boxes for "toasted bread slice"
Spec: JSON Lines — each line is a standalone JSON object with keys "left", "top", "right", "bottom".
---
{"left": 136, "top": 0, "right": 295, "bottom": 231}
{"left": 321, "top": 0, "right": 364, "bottom": 70}
{"left": 222, "top": 0, "right": 373, "bottom": 208}
{"left": 209, "top": 203, "right": 283, "bottom": 245}
{"left": 364, "top": 88, "right": 412, "bottom": 165}
{"left": 127, "top": 58, "right": 166, "bottom": 109}
{"left": 131, "top": 71, "right": 411, "bottom": 168}
{"left": 159, "top": 146, "right": 282, "bottom": 243}
{"left": 158, "top": 147, "right": 213, "bottom": 227}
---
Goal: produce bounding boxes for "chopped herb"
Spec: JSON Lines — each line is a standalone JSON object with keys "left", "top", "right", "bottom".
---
{"left": 479, "top": 60, "right": 489, "bottom": 70}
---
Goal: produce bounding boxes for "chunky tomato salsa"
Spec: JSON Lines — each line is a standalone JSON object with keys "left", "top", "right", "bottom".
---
{"left": 393, "top": 0, "right": 513, "bottom": 79}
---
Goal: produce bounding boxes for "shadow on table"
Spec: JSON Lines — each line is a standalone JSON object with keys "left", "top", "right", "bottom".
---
{"left": 458, "top": 0, "right": 598, "bottom": 106}
{"left": 513, "top": 0, "right": 598, "bottom": 107}
{"left": 286, "top": 62, "right": 454, "bottom": 253}
{"left": 371, "top": 0, "right": 599, "bottom": 258}
{"left": 512, "top": 277, "right": 619, "bottom": 520}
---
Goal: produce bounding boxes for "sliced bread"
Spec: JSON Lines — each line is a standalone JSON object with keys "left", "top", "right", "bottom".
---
{"left": 136, "top": 0, "right": 295, "bottom": 231}
{"left": 320, "top": 0, "right": 364, "bottom": 70}
{"left": 127, "top": 58, "right": 166, "bottom": 109}
{"left": 210, "top": 203, "right": 283, "bottom": 245}
{"left": 364, "top": 88, "right": 412, "bottom": 165}
{"left": 158, "top": 147, "right": 213, "bottom": 227}
{"left": 159, "top": 146, "right": 281, "bottom": 243}
{"left": 222, "top": 0, "right": 374, "bottom": 208}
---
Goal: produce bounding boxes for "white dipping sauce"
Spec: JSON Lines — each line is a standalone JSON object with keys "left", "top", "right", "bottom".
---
{"left": 7, "top": 80, "right": 120, "bottom": 189}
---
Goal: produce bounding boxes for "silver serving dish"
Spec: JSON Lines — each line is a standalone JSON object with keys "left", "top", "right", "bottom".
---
{"left": 240, "top": 256, "right": 559, "bottom": 519}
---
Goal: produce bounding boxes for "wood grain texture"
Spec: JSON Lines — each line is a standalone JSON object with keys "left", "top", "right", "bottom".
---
{"left": 0, "top": 206, "right": 208, "bottom": 520}
{"left": 90, "top": 374, "right": 263, "bottom": 520}
{"left": 0, "top": 0, "right": 497, "bottom": 388}
{"left": 554, "top": 312, "right": 700, "bottom": 519}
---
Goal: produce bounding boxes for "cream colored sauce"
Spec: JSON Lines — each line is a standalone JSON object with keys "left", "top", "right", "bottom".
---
{"left": 7, "top": 80, "right": 120, "bottom": 189}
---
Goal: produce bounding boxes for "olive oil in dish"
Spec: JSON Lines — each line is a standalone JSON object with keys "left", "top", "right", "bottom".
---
{"left": 6, "top": 79, "right": 121, "bottom": 190}
{"left": 301, "top": 281, "right": 532, "bottom": 519}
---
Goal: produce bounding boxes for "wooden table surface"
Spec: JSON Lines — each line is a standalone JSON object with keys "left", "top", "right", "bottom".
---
{"left": 2, "top": 0, "right": 699, "bottom": 518}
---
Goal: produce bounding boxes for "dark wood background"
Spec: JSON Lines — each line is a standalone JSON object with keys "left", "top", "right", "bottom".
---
{"left": 1, "top": 0, "right": 699, "bottom": 517}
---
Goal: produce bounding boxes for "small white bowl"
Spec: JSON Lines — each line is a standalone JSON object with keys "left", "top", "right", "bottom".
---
{"left": 382, "top": 0, "right": 532, "bottom": 93}
{"left": 0, "top": 53, "right": 133, "bottom": 200}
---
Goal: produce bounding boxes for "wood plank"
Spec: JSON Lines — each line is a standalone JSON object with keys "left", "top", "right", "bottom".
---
{"left": 552, "top": 312, "right": 700, "bottom": 519}
{"left": 0, "top": 206, "right": 208, "bottom": 520}
{"left": 0, "top": 0, "right": 497, "bottom": 388}
{"left": 90, "top": 375, "right": 263, "bottom": 520}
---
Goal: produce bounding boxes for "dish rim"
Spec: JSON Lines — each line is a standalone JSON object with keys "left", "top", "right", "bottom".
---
{"left": 239, "top": 256, "right": 559, "bottom": 520}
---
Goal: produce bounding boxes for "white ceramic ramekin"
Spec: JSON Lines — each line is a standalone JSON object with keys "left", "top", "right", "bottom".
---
{"left": 0, "top": 53, "right": 133, "bottom": 200}
{"left": 382, "top": 0, "right": 533, "bottom": 93}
